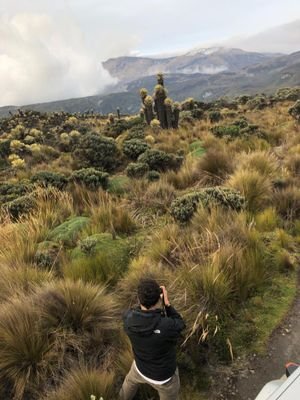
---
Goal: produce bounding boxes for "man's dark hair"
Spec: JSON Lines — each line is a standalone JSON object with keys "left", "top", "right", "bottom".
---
{"left": 138, "top": 279, "right": 161, "bottom": 309}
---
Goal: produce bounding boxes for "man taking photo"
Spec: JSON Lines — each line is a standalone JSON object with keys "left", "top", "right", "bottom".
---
{"left": 120, "top": 278, "right": 186, "bottom": 400}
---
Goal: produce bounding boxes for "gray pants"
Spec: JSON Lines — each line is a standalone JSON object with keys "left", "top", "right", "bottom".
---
{"left": 119, "top": 362, "right": 180, "bottom": 400}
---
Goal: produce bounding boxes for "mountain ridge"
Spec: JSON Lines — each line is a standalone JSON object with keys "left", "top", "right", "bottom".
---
{"left": 0, "top": 50, "right": 299, "bottom": 117}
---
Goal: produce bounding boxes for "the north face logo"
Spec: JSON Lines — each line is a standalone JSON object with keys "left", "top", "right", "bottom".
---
{"left": 154, "top": 329, "right": 161, "bottom": 334}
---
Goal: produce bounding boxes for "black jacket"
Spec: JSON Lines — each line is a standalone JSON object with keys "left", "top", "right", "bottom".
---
{"left": 123, "top": 305, "right": 185, "bottom": 381}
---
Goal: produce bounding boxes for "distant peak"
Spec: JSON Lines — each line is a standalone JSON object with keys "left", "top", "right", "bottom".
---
{"left": 185, "top": 46, "right": 224, "bottom": 56}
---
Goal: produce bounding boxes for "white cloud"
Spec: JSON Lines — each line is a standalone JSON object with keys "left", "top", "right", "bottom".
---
{"left": 0, "top": 12, "right": 117, "bottom": 106}
{"left": 224, "top": 19, "right": 300, "bottom": 54}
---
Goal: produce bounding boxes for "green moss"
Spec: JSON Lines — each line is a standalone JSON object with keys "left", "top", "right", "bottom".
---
{"left": 48, "top": 216, "right": 90, "bottom": 246}
{"left": 189, "top": 141, "right": 206, "bottom": 158}
{"left": 65, "top": 233, "right": 131, "bottom": 285}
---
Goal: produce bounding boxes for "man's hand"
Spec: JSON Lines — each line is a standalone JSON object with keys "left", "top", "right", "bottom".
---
{"left": 160, "top": 286, "right": 170, "bottom": 307}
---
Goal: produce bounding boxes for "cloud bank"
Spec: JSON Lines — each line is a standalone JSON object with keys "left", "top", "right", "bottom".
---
{"left": 224, "top": 19, "right": 300, "bottom": 54}
{"left": 0, "top": 13, "right": 117, "bottom": 106}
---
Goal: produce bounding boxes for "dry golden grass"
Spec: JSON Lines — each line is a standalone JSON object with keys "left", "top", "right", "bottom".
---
{"left": 196, "top": 146, "right": 235, "bottom": 185}
{"left": 46, "top": 368, "right": 115, "bottom": 400}
{"left": 228, "top": 168, "right": 272, "bottom": 211}
{"left": 164, "top": 155, "right": 199, "bottom": 189}
{"left": 238, "top": 150, "right": 279, "bottom": 177}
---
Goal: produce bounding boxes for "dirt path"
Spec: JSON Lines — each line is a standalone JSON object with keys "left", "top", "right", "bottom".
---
{"left": 212, "top": 282, "right": 300, "bottom": 400}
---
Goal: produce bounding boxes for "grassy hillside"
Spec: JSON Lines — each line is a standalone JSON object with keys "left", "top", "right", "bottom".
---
{"left": 0, "top": 84, "right": 299, "bottom": 399}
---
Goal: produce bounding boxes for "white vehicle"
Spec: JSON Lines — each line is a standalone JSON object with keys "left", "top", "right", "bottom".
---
{"left": 255, "top": 363, "right": 300, "bottom": 399}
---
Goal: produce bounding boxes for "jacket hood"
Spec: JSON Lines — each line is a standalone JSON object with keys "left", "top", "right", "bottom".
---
{"left": 125, "top": 308, "right": 163, "bottom": 336}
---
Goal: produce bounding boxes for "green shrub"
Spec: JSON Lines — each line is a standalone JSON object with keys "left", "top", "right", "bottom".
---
{"left": 122, "top": 139, "right": 149, "bottom": 160}
{"left": 3, "top": 194, "right": 36, "bottom": 220}
{"left": 0, "top": 182, "right": 32, "bottom": 203}
{"left": 170, "top": 187, "right": 246, "bottom": 223}
{"left": 126, "top": 125, "right": 146, "bottom": 141}
{"left": 70, "top": 168, "right": 109, "bottom": 190}
{"left": 288, "top": 100, "right": 300, "bottom": 122}
{"left": 48, "top": 216, "right": 90, "bottom": 246}
{"left": 208, "top": 110, "right": 222, "bottom": 123}
{"left": 126, "top": 162, "right": 149, "bottom": 178}
{"left": 73, "top": 132, "right": 119, "bottom": 171}
{"left": 34, "top": 241, "right": 61, "bottom": 269}
{"left": 212, "top": 120, "right": 263, "bottom": 140}
{"left": 276, "top": 87, "right": 300, "bottom": 101}
{"left": 147, "top": 170, "right": 160, "bottom": 182}
{"left": 170, "top": 192, "right": 200, "bottom": 223}
{"left": 212, "top": 124, "right": 240, "bottom": 139}
{"left": 191, "top": 108, "right": 204, "bottom": 119}
{"left": 247, "top": 95, "right": 268, "bottom": 110}
{"left": 105, "top": 117, "right": 145, "bottom": 137}
{"left": 31, "top": 171, "right": 68, "bottom": 190}
{"left": 180, "top": 111, "right": 194, "bottom": 124}
{"left": 0, "top": 139, "right": 11, "bottom": 158}
{"left": 236, "top": 95, "right": 251, "bottom": 105}
{"left": 181, "top": 97, "right": 195, "bottom": 111}
{"left": 138, "top": 149, "right": 183, "bottom": 172}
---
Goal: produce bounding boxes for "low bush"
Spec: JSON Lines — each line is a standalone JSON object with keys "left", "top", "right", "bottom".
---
{"left": 73, "top": 132, "right": 119, "bottom": 171}
{"left": 247, "top": 95, "right": 268, "bottom": 110}
{"left": 3, "top": 194, "right": 36, "bottom": 220}
{"left": 208, "top": 110, "right": 222, "bottom": 123}
{"left": 31, "top": 171, "right": 68, "bottom": 190}
{"left": 212, "top": 124, "right": 240, "bottom": 139}
{"left": 138, "top": 149, "right": 183, "bottom": 172}
{"left": 122, "top": 139, "right": 149, "bottom": 160}
{"left": 170, "top": 187, "right": 245, "bottom": 223}
{"left": 147, "top": 170, "right": 160, "bottom": 182}
{"left": 34, "top": 241, "right": 61, "bottom": 270}
{"left": 126, "top": 162, "right": 149, "bottom": 178}
{"left": 0, "top": 182, "right": 32, "bottom": 203}
{"left": 70, "top": 168, "right": 109, "bottom": 190}
{"left": 288, "top": 100, "right": 300, "bottom": 122}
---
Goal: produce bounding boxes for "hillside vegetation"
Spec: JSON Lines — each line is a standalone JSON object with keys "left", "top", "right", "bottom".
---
{"left": 0, "top": 78, "right": 299, "bottom": 400}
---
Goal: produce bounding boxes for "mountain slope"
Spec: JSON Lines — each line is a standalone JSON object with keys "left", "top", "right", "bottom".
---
{"left": 0, "top": 51, "right": 299, "bottom": 117}
{"left": 103, "top": 48, "right": 279, "bottom": 82}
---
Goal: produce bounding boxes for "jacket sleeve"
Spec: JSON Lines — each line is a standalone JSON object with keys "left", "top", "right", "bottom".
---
{"left": 165, "top": 305, "right": 186, "bottom": 337}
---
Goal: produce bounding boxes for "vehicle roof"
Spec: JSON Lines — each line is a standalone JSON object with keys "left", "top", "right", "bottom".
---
{"left": 267, "top": 367, "right": 300, "bottom": 399}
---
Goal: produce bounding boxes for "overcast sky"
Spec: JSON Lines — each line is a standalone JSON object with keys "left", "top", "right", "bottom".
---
{"left": 0, "top": 0, "right": 300, "bottom": 106}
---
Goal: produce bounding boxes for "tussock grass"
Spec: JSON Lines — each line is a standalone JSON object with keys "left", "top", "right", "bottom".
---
{"left": 228, "top": 169, "right": 272, "bottom": 211}
{"left": 0, "top": 96, "right": 299, "bottom": 399}
{"left": 46, "top": 368, "right": 115, "bottom": 400}
{"left": 164, "top": 155, "right": 199, "bottom": 189}
{"left": 196, "top": 147, "right": 234, "bottom": 185}
{"left": 238, "top": 150, "right": 279, "bottom": 177}
{"left": 273, "top": 186, "right": 300, "bottom": 220}
{"left": 0, "top": 299, "right": 57, "bottom": 399}
{"left": 0, "top": 264, "right": 53, "bottom": 303}
{"left": 83, "top": 190, "right": 137, "bottom": 236}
